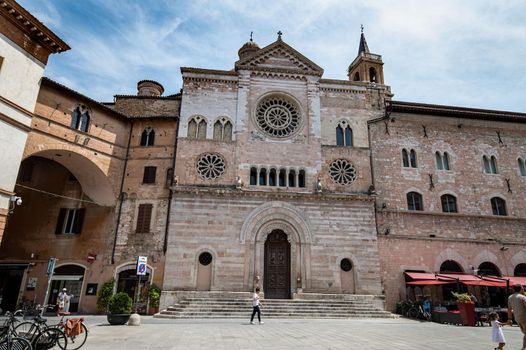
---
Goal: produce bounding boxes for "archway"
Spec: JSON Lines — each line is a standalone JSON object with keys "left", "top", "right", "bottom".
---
{"left": 478, "top": 262, "right": 501, "bottom": 276}
{"left": 514, "top": 264, "right": 526, "bottom": 277}
{"left": 48, "top": 264, "right": 86, "bottom": 313}
{"left": 196, "top": 251, "right": 213, "bottom": 291}
{"left": 440, "top": 260, "right": 463, "bottom": 273}
{"left": 264, "top": 230, "right": 291, "bottom": 299}
{"left": 340, "top": 258, "right": 355, "bottom": 294}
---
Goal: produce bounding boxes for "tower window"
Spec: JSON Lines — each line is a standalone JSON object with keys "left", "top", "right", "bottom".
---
{"left": 353, "top": 72, "right": 360, "bottom": 82}
{"left": 369, "top": 67, "right": 377, "bottom": 83}
{"left": 70, "top": 105, "right": 90, "bottom": 133}
{"left": 441, "top": 194, "right": 458, "bottom": 213}
{"left": 518, "top": 158, "right": 526, "bottom": 176}
{"left": 406, "top": 192, "right": 423, "bottom": 211}
{"left": 483, "top": 155, "right": 498, "bottom": 174}
{"left": 140, "top": 127, "right": 155, "bottom": 146}
{"left": 435, "top": 152, "right": 450, "bottom": 170}
{"left": 491, "top": 197, "right": 507, "bottom": 216}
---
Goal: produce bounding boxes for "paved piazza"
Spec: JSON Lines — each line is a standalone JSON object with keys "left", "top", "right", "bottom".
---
{"left": 75, "top": 316, "right": 524, "bottom": 349}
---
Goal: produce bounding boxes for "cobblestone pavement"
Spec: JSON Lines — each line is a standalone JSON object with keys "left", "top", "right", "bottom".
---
{"left": 71, "top": 316, "right": 523, "bottom": 350}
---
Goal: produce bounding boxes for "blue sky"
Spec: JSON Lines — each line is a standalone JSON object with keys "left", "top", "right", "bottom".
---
{"left": 20, "top": 0, "right": 526, "bottom": 112}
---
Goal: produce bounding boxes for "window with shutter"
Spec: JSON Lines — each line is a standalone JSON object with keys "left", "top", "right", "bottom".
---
{"left": 136, "top": 204, "right": 153, "bottom": 233}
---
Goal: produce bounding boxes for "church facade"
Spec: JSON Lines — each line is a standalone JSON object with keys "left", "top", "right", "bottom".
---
{"left": 161, "top": 33, "right": 391, "bottom": 307}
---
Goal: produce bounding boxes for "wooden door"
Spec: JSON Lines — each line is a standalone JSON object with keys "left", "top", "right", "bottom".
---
{"left": 264, "top": 230, "right": 291, "bottom": 299}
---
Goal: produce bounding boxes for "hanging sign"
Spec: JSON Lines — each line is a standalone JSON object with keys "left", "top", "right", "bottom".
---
{"left": 137, "top": 256, "right": 147, "bottom": 276}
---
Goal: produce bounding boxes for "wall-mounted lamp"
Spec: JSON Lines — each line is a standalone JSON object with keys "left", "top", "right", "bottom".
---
{"left": 9, "top": 196, "right": 22, "bottom": 214}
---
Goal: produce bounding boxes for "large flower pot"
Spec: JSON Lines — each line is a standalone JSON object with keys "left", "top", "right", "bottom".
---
{"left": 457, "top": 302, "right": 476, "bottom": 326}
{"left": 107, "top": 314, "right": 131, "bottom": 325}
{"left": 148, "top": 306, "right": 159, "bottom": 315}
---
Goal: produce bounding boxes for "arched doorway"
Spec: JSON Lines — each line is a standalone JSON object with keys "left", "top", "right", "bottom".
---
{"left": 196, "top": 252, "right": 213, "bottom": 291}
{"left": 340, "top": 258, "right": 355, "bottom": 293}
{"left": 440, "top": 260, "right": 463, "bottom": 273}
{"left": 48, "top": 264, "right": 85, "bottom": 313}
{"left": 478, "top": 262, "right": 501, "bottom": 276}
{"left": 514, "top": 264, "right": 526, "bottom": 277}
{"left": 264, "top": 230, "right": 291, "bottom": 299}
{"left": 478, "top": 262, "right": 504, "bottom": 306}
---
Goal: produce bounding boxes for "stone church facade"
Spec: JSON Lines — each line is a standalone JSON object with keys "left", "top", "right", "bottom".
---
{"left": 161, "top": 33, "right": 391, "bottom": 307}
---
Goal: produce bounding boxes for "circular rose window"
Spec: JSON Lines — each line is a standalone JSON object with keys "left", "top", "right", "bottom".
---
{"left": 196, "top": 153, "right": 225, "bottom": 180}
{"left": 329, "top": 159, "right": 356, "bottom": 185}
{"left": 255, "top": 95, "right": 301, "bottom": 138}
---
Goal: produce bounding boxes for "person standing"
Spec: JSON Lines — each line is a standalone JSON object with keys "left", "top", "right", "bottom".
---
{"left": 489, "top": 312, "right": 506, "bottom": 350}
{"left": 250, "top": 288, "right": 263, "bottom": 325}
{"left": 56, "top": 288, "right": 67, "bottom": 315}
{"left": 507, "top": 284, "right": 526, "bottom": 350}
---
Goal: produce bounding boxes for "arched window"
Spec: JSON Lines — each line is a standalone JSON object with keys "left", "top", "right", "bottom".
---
{"left": 288, "top": 169, "right": 296, "bottom": 187}
{"left": 402, "top": 149, "right": 409, "bottom": 167}
{"left": 279, "top": 169, "right": 286, "bottom": 187}
{"left": 518, "top": 158, "right": 526, "bottom": 176}
{"left": 140, "top": 127, "right": 155, "bottom": 146}
{"left": 213, "top": 117, "right": 233, "bottom": 141}
{"left": 490, "top": 197, "right": 507, "bottom": 216}
{"left": 336, "top": 121, "right": 353, "bottom": 147}
{"left": 250, "top": 167, "right": 257, "bottom": 186}
{"left": 441, "top": 194, "right": 457, "bottom": 213}
{"left": 269, "top": 169, "right": 277, "bottom": 186}
{"left": 478, "top": 262, "right": 501, "bottom": 276}
{"left": 369, "top": 67, "right": 377, "bottom": 83}
{"left": 70, "top": 105, "right": 90, "bottom": 132}
{"left": 187, "top": 116, "right": 207, "bottom": 140}
{"left": 409, "top": 149, "right": 417, "bottom": 168}
{"left": 406, "top": 192, "right": 423, "bottom": 211}
{"left": 259, "top": 168, "right": 267, "bottom": 186}
{"left": 440, "top": 260, "right": 463, "bottom": 273}
{"left": 514, "top": 263, "right": 526, "bottom": 277}
{"left": 298, "top": 169, "right": 305, "bottom": 188}
{"left": 436, "top": 152, "right": 450, "bottom": 170}
{"left": 483, "top": 155, "right": 498, "bottom": 174}
{"left": 353, "top": 72, "right": 360, "bottom": 81}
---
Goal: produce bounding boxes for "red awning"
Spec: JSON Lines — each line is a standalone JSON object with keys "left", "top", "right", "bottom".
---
{"left": 462, "top": 280, "right": 507, "bottom": 287}
{"left": 436, "top": 273, "right": 480, "bottom": 282}
{"left": 406, "top": 280, "right": 453, "bottom": 285}
{"left": 507, "top": 277, "right": 526, "bottom": 286}
{"left": 404, "top": 272, "right": 437, "bottom": 280}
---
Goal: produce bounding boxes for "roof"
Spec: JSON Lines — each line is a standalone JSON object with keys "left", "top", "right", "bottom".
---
{"left": 180, "top": 67, "right": 238, "bottom": 76}
{"left": 387, "top": 100, "right": 526, "bottom": 124}
{"left": 113, "top": 94, "right": 181, "bottom": 100}
{"left": 41, "top": 77, "right": 128, "bottom": 119}
{"left": 358, "top": 32, "right": 370, "bottom": 55}
{"left": 0, "top": 0, "right": 70, "bottom": 54}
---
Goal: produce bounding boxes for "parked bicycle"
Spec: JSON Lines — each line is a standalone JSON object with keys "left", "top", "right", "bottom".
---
{"left": 405, "top": 301, "right": 431, "bottom": 321}
{"left": 14, "top": 312, "right": 67, "bottom": 350}
{"left": 0, "top": 310, "right": 32, "bottom": 350}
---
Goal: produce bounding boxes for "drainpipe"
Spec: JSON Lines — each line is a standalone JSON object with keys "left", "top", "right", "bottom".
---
{"left": 111, "top": 121, "right": 133, "bottom": 264}
{"left": 163, "top": 116, "right": 180, "bottom": 254}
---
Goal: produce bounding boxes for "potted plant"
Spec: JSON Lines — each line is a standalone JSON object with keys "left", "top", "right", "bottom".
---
{"left": 107, "top": 292, "right": 133, "bottom": 325}
{"left": 148, "top": 284, "right": 161, "bottom": 315}
{"left": 96, "top": 279, "right": 115, "bottom": 314}
{"left": 452, "top": 292, "right": 475, "bottom": 326}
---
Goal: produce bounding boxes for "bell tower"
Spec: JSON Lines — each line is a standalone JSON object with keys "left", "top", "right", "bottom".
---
{"left": 347, "top": 26, "right": 385, "bottom": 85}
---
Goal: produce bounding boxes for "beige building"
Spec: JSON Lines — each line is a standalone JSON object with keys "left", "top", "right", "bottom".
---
{"left": 0, "top": 0, "right": 69, "bottom": 241}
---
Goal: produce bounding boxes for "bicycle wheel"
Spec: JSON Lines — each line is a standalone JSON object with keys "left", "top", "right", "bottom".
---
{"left": 64, "top": 323, "right": 88, "bottom": 350}
{"left": 407, "top": 307, "right": 418, "bottom": 318}
{"left": 13, "top": 322, "right": 35, "bottom": 340}
{"left": 34, "top": 327, "right": 67, "bottom": 350}
{"left": 0, "top": 336, "right": 32, "bottom": 350}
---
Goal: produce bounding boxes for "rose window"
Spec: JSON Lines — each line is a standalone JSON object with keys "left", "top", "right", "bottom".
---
{"left": 329, "top": 159, "right": 356, "bottom": 185}
{"left": 196, "top": 153, "right": 225, "bottom": 180}
{"left": 255, "top": 96, "right": 301, "bottom": 138}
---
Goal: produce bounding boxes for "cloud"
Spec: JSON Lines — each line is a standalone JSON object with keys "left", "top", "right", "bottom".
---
{"left": 17, "top": 0, "right": 526, "bottom": 111}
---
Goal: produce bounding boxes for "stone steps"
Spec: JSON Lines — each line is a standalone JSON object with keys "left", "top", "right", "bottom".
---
{"left": 156, "top": 294, "right": 395, "bottom": 319}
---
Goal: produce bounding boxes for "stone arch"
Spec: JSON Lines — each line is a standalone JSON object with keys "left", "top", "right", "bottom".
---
{"left": 335, "top": 252, "right": 359, "bottom": 294}
{"left": 240, "top": 201, "right": 313, "bottom": 244}
{"left": 22, "top": 148, "right": 118, "bottom": 206}
{"left": 473, "top": 250, "right": 500, "bottom": 273}
{"left": 434, "top": 248, "right": 469, "bottom": 273}
{"left": 241, "top": 201, "right": 313, "bottom": 293}
{"left": 510, "top": 250, "right": 526, "bottom": 276}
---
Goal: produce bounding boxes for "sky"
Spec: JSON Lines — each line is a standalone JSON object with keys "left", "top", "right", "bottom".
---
{"left": 19, "top": 0, "right": 526, "bottom": 112}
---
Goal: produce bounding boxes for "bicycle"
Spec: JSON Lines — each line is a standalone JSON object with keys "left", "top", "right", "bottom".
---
{"left": 14, "top": 312, "right": 67, "bottom": 350}
{"left": 405, "top": 302, "right": 431, "bottom": 321}
{"left": 0, "top": 310, "right": 32, "bottom": 350}
{"left": 49, "top": 313, "right": 87, "bottom": 350}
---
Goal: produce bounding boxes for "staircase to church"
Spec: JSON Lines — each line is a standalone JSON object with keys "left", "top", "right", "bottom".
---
{"left": 156, "top": 292, "right": 395, "bottom": 319}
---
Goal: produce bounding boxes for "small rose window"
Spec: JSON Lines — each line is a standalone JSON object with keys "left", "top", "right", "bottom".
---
{"left": 196, "top": 153, "right": 225, "bottom": 180}
{"left": 329, "top": 159, "right": 356, "bottom": 185}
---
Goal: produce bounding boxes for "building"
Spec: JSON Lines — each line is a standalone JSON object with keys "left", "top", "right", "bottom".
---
{"left": 0, "top": 0, "right": 69, "bottom": 241}
{"left": 161, "top": 32, "right": 390, "bottom": 308}
{"left": 0, "top": 77, "right": 178, "bottom": 313}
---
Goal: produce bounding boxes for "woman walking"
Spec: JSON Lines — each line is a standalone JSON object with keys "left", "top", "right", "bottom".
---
{"left": 250, "top": 288, "right": 264, "bottom": 324}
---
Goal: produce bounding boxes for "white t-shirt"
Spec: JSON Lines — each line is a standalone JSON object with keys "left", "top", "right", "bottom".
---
{"left": 252, "top": 293, "right": 260, "bottom": 307}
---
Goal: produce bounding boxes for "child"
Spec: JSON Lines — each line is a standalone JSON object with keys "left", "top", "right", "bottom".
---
{"left": 489, "top": 312, "right": 506, "bottom": 350}
{"left": 250, "top": 288, "right": 264, "bottom": 324}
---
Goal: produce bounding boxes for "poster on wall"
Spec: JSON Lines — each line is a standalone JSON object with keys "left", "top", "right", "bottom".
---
{"left": 26, "top": 277, "right": 37, "bottom": 290}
